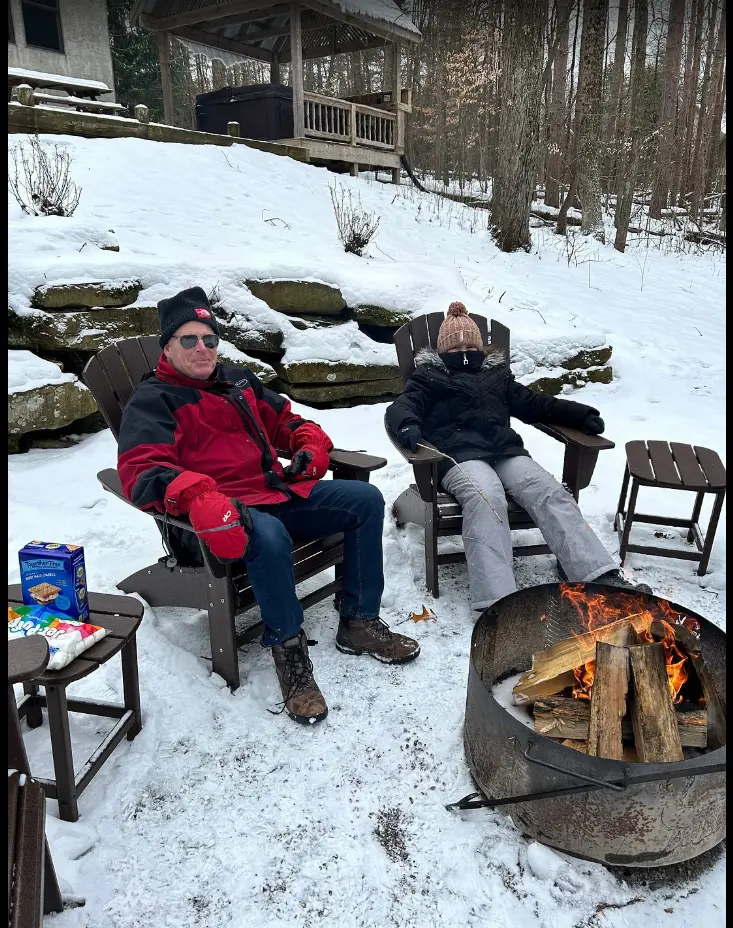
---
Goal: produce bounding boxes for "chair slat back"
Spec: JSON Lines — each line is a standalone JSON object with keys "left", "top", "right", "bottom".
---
{"left": 82, "top": 336, "right": 160, "bottom": 440}
{"left": 393, "top": 312, "right": 511, "bottom": 382}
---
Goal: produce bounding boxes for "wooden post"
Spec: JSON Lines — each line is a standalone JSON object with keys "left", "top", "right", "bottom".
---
{"left": 134, "top": 103, "right": 149, "bottom": 124}
{"left": 270, "top": 57, "right": 280, "bottom": 85}
{"left": 350, "top": 102, "right": 357, "bottom": 145}
{"left": 587, "top": 642, "right": 629, "bottom": 760}
{"left": 16, "top": 84, "right": 35, "bottom": 107}
{"left": 391, "top": 42, "right": 401, "bottom": 110}
{"left": 227, "top": 121, "right": 240, "bottom": 137}
{"left": 289, "top": 2, "right": 304, "bottom": 138}
{"left": 157, "top": 32, "right": 175, "bottom": 127}
{"left": 350, "top": 163, "right": 359, "bottom": 177}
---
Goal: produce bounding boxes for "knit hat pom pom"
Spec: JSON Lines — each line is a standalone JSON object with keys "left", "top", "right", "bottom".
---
{"left": 447, "top": 301, "right": 469, "bottom": 317}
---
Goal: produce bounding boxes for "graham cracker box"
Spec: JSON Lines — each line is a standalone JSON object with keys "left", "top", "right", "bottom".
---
{"left": 18, "top": 541, "right": 90, "bottom": 623}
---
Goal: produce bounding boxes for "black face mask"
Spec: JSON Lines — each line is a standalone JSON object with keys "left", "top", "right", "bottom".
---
{"left": 440, "top": 350, "right": 484, "bottom": 372}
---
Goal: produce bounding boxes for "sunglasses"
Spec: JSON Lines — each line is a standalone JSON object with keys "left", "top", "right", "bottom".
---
{"left": 171, "top": 334, "right": 219, "bottom": 349}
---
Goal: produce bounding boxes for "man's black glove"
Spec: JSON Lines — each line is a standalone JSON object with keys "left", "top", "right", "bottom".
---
{"left": 396, "top": 424, "right": 420, "bottom": 452}
{"left": 581, "top": 413, "right": 605, "bottom": 435}
{"left": 282, "top": 448, "right": 313, "bottom": 479}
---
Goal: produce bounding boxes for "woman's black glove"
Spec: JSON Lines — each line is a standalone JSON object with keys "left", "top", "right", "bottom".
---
{"left": 397, "top": 424, "right": 420, "bottom": 452}
{"left": 581, "top": 413, "right": 605, "bottom": 435}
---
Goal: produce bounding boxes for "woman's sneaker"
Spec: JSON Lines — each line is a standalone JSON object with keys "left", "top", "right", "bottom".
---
{"left": 595, "top": 569, "right": 653, "bottom": 595}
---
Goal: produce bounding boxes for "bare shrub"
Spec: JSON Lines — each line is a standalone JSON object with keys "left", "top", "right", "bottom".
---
{"left": 329, "top": 181, "right": 380, "bottom": 256}
{"left": 8, "top": 134, "right": 82, "bottom": 217}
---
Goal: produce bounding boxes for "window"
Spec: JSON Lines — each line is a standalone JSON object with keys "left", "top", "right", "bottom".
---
{"left": 22, "top": 0, "right": 64, "bottom": 52}
{"left": 9, "top": 4, "right": 15, "bottom": 43}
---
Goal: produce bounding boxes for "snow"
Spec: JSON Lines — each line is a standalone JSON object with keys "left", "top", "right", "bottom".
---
{"left": 334, "top": 0, "right": 422, "bottom": 36}
{"left": 6, "top": 132, "right": 726, "bottom": 927}
{"left": 7, "top": 349, "right": 77, "bottom": 394}
{"left": 283, "top": 320, "right": 397, "bottom": 365}
{"left": 8, "top": 67, "right": 111, "bottom": 93}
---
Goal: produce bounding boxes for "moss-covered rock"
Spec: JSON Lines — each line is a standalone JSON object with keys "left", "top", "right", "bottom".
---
{"left": 217, "top": 318, "right": 284, "bottom": 357}
{"left": 245, "top": 279, "right": 345, "bottom": 316}
{"left": 351, "top": 305, "right": 413, "bottom": 328}
{"left": 31, "top": 278, "right": 142, "bottom": 310}
{"left": 526, "top": 366, "right": 613, "bottom": 396}
{"left": 276, "top": 376, "right": 403, "bottom": 404}
{"left": 8, "top": 380, "right": 98, "bottom": 448}
{"left": 8, "top": 305, "right": 159, "bottom": 352}
{"left": 275, "top": 359, "right": 400, "bottom": 385}
{"left": 561, "top": 347, "right": 613, "bottom": 371}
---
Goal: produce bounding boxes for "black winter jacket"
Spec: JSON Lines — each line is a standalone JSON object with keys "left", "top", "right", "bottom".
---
{"left": 385, "top": 348, "right": 599, "bottom": 479}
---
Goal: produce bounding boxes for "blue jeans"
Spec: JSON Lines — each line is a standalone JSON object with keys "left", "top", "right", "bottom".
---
{"left": 245, "top": 479, "right": 385, "bottom": 646}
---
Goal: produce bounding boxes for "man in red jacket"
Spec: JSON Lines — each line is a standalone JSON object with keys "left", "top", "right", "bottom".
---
{"left": 117, "top": 287, "right": 419, "bottom": 724}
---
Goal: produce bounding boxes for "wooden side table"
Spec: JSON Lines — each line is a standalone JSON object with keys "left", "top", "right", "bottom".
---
{"left": 8, "top": 585, "right": 143, "bottom": 823}
{"left": 614, "top": 441, "right": 726, "bottom": 576}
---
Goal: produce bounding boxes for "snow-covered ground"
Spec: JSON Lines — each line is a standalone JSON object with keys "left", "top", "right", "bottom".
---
{"left": 7, "top": 134, "right": 726, "bottom": 927}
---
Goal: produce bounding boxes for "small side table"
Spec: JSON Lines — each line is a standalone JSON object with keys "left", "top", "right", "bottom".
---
{"left": 614, "top": 441, "right": 726, "bottom": 576}
{"left": 8, "top": 585, "right": 143, "bottom": 822}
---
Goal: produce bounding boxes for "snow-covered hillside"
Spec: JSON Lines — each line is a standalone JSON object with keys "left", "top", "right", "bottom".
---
{"left": 8, "top": 134, "right": 726, "bottom": 927}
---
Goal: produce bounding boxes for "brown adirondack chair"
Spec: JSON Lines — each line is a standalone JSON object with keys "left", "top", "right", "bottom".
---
{"left": 82, "top": 336, "right": 386, "bottom": 691}
{"left": 386, "top": 312, "right": 615, "bottom": 597}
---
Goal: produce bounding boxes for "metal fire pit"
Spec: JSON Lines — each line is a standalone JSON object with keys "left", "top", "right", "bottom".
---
{"left": 464, "top": 582, "right": 726, "bottom": 867}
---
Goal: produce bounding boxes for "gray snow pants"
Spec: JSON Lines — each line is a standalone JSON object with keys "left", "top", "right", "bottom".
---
{"left": 442, "top": 456, "right": 617, "bottom": 611}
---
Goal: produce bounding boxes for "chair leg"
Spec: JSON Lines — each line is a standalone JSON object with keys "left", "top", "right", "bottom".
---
{"left": 697, "top": 490, "right": 725, "bottom": 576}
{"left": 614, "top": 465, "right": 630, "bottom": 531}
{"left": 425, "top": 512, "right": 439, "bottom": 599}
{"left": 688, "top": 491, "right": 705, "bottom": 543}
{"left": 8, "top": 685, "right": 32, "bottom": 775}
{"left": 23, "top": 682, "right": 43, "bottom": 728}
{"left": 206, "top": 570, "right": 240, "bottom": 691}
{"left": 43, "top": 839, "right": 64, "bottom": 914}
{"left": 618, "top": 479, "right": 639, "bottom": 566}
{"left": 45, "top": 684, "right": 78, "bottom": 823}
{"left": 121, "top": 636, "right": 143, "bottom": 741}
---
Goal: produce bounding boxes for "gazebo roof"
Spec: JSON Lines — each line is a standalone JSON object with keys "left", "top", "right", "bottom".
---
{"left": 131, "top": 0, "right": 421, "bottom": 65}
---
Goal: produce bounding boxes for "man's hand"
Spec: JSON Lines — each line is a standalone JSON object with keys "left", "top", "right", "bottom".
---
{"left": 397, "top": 424, "right": 420, "bottom": 452}
{"left": 286, "top": 422, "right": 332, "bottom": 480}
{"left": 283, "top": 446, "right": 329, "bottom": 480}
{"left": 165, "top": 471, "right": 252, "bottom": 562}
{"left": 581, "top": 413, "right": 605, "bottom": 435}
{"left": 188, "top": 494, "right": 252, "bottom": 562}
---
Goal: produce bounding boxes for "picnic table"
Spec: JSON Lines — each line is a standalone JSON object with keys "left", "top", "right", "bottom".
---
{"left": 8, "top": 67, "right": 127, "bottom": 115}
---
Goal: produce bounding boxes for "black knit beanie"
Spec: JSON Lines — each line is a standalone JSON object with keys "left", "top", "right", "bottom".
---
{"left": 157, "top": 286, "right": 220, "bottom": 348}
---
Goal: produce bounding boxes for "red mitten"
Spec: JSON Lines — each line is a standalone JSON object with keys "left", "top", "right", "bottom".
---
{"left": 285, "top": 423, "right": 332, "bottom": 480}
{"left": 165, "top": 472, "right": 252, "bottom": 563}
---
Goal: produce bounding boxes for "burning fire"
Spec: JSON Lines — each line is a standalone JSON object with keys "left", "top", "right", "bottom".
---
{"left": 560, "top": 585, "right": 699, "bottom": 703}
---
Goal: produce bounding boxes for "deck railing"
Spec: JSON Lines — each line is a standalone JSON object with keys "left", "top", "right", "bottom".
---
{"left": 303, "top": 91, "right": 397, "bottom": 151}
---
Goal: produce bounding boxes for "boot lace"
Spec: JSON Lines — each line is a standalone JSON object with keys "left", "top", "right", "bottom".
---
{"left": 269, "top": 633, "right": 317, "bottom": 715}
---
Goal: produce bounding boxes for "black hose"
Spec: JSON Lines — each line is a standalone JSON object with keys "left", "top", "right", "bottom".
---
{"left": 400, "top": 154, "right": 427, "bottom": 192}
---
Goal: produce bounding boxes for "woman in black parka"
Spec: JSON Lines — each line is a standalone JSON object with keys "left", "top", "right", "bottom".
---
{"left": 386, "top": 302, "right": 650, "bottom": 610}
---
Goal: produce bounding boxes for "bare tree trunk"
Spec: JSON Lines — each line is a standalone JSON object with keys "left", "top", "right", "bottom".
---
{"left": 492, "top": 0, "right": 545, "bottom": 251}
{"left": 559, "top": 0, "right": 608, "bottom": 240}
{"left": 672, "top": 0, "right": 705, "bottom": 206}
{"left": 546, "top": 0, "right": 572, "bottom": 206}
{"left": 688, "top": 0, "right": 719, "bottom": 211}
{"left": 702, "top": 10, "right": 727, "bottom": 199}
{"left": 649, "top": 0, "right": 686, "bottom": 218}
{"left": 606, "top": 0, "right": 629, "bottom": 196}
{"left": 564, "top": 0, "right": 583, "bottom": 209}
{"left": 615, "top": 0, "right": 649, "bottom": 251}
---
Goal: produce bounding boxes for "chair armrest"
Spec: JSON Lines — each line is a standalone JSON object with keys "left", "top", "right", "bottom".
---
{"left": 8, "top": 638, "right": 50, "bottom": 685}
{"left": 384, "top": 421, "right": 444, "bottom": 466}
{"left": 533, "top": 423, "right": 615, "bottom": 451}
{"left": 97, "top": 468, "right": 193, "bottom": 532}
{"left": 328, "top": 449, "right": 387, "bottom": 473}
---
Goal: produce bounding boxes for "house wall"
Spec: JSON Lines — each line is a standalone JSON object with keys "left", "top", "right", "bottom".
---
{"left": 8, "top": 0, "right": 116, "bottom": 99}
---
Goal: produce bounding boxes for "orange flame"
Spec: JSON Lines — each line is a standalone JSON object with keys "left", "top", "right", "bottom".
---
{"left": 559, "top": 584, "right": 697, "bottom": 703}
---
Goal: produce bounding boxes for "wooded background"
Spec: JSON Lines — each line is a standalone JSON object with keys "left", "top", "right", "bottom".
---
{"left": 107, "top": 0, "right": 726, "bottom": 252}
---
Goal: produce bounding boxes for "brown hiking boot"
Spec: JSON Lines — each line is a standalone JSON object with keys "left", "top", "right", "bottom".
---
{"left": 336, "top": 617, "right": 420, "bottom": 664}
{"left": 271, "top": 631, "right": 328, "bottom": 725}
